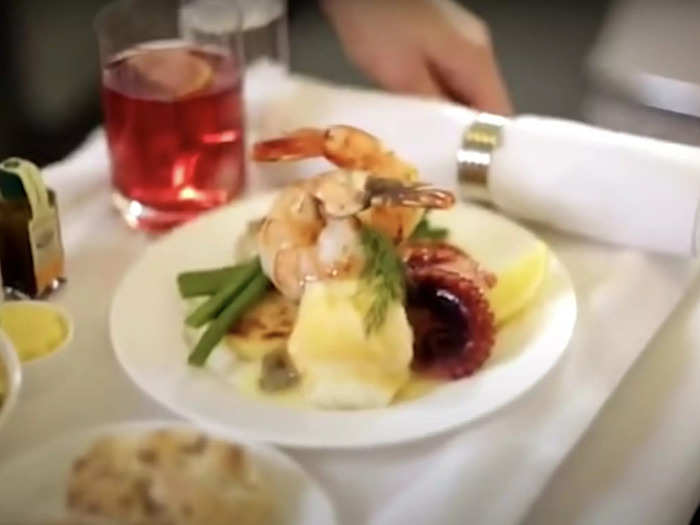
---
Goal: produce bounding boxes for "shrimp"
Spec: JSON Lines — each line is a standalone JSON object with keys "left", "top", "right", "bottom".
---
{"left": 253, "top": 126, "right": 424, "bottom": 242}
{"left": 257, "top": 170, "right": 454, "bottom": 300}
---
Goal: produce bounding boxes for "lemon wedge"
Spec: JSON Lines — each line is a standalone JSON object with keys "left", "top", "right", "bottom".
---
{"left": 127, "top": 46, "right": 213, "bottom": 98}
{"left": 488, "top": 242, "right": 548, "bottom": 326}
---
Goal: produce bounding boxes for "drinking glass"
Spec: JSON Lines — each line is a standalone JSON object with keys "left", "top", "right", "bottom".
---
{"left": 95, "top": 0, "right": 245, "bottom": 230}
{"left": 237, "top": 0, "right": 289, "bottom": 67}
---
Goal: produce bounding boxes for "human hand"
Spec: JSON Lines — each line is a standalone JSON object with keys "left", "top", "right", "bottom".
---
{"left": 320, "top": 0, "right": 513, "bottom": 114}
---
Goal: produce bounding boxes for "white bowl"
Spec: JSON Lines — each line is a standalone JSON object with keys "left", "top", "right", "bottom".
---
{"left": 0, "top": 330, "right": 22, "bottom": 432}
{"left": 0, "top": 420, "right": 337, "bottom": 524}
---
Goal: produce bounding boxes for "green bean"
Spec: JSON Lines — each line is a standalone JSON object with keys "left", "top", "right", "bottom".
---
{"left": 184, "top": 259, "right": 259, "bottom": 328}
{"left": 188, "top": 270, "right": 270, "bottom": 366}
{"left": 177, "top": 265, "right": 242, "bottom": 298}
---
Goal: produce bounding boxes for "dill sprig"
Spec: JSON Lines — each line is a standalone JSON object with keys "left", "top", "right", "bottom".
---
{"left": 357, "top": 226, "right": 406, "bottom": 335}
{"left": 410, "top": 214, "right": 449, "bottom": 241}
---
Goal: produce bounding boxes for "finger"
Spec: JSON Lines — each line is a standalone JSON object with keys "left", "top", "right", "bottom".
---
{"left": 429, "top": 40, "right": 513, "bottom": 115}
{"left": 367, "top": 52, "right": 447, "bottom": 100}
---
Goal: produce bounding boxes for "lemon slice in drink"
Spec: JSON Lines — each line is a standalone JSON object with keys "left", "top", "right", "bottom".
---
{"left": 488, "top": 242, "right": 548, "bottom": 326}
{"left": 127, "top": 46, "right": 213, "bottom": 98}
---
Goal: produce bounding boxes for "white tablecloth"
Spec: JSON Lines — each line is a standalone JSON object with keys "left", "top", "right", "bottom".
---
{"left": 525, "top": 278, "right": 700, "bottom": 525}
{"left": 1, "top": 72, "right": 700, "bottom": 525}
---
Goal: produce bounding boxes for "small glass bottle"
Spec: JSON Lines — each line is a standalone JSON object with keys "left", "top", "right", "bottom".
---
{"left": 0, "top": 158, "right": 66, "bottom": 297}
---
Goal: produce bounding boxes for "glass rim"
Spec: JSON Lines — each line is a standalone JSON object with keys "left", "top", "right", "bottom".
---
{"left": 94, "top": 0, "right": 244, "bottom": 36}
{"left": 93, "top": 0, "right": 123, "bottom": 34}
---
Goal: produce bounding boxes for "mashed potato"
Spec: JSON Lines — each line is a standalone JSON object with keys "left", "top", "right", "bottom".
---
{"left": 288, "top": 280, "right": 413, "bottom": 409}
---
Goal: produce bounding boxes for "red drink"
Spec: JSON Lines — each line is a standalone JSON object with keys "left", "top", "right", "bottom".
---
{"left": 102, "top": 40, "right": 244, "bottom": 230}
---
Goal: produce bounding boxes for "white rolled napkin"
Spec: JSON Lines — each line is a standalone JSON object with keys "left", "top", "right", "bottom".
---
{"left": 485, "top": 116, "right": 700, "bottom": 256}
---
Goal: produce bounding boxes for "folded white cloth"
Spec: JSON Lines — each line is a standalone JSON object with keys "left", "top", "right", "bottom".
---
{"left": 0, "top": 64, "right": 698, "bottom": 525}
{"left": 492, "top": 116, "right": 700, "bottom": 255}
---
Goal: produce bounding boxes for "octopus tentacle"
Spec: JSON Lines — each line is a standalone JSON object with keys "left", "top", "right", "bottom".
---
{"left": 406, "top": 268, "right": 495, "bottom": 379}
{"left": 403, "top": 240, "right": 496, "bottom": 379}
{"left": 401, "top": 241, "right": 497, "bottom": 291}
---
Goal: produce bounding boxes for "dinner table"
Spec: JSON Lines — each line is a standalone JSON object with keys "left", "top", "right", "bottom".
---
{"left": 1, "top": 64, "right": 700, "bottom": 525}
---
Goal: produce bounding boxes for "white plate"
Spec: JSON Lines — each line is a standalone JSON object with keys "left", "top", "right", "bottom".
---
{"left": 0, "top": 330, "right": 22, "bottom": 433}
{"left": 0, "top": 420, "right": 337, "bottom": 524}
{"left": 111, "top": 194, "right": 577, "bottom": 448}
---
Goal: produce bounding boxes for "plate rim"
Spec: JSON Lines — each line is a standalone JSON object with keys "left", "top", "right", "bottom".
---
{"left": 0, "top": 330, "right": 22, "bottom": 433}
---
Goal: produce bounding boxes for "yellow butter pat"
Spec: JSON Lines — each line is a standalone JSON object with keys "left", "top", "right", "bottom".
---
{"left": 0, "top": 303, "right": 69, "bottom": 362}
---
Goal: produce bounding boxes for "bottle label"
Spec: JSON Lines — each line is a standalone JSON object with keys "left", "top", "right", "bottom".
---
{"left": 28, "top": 209, "right": 64, "bottom": 294}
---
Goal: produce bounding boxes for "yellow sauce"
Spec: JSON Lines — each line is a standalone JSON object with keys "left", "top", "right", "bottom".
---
{"left": 395, "top": 374, "right": 442, "bottom": 402}
{"left": 233, "top": 361, "right": 307, "bottom": 407}
{"left": 192, "top": 285, "right": 444, "bottom": 409}
{"left": 0, "top": 302, "right": 70, "bottom": 362}
{"left": 233, "top": 360, "right": 442, "bottom": 408}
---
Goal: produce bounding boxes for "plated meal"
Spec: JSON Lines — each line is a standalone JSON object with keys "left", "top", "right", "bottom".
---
{"left": 0, "top": 422, "right": 336, "bottom": 524}
{"left": 110, "top": 124, "right": 575, "bottom": 447}
{"left": 178, "top": 125, "right": 549, "bottom": 410}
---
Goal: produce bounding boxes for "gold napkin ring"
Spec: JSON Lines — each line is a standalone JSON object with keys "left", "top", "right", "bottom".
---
{"left": 457, "top": 113, "right": 508, "bottom": 203}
